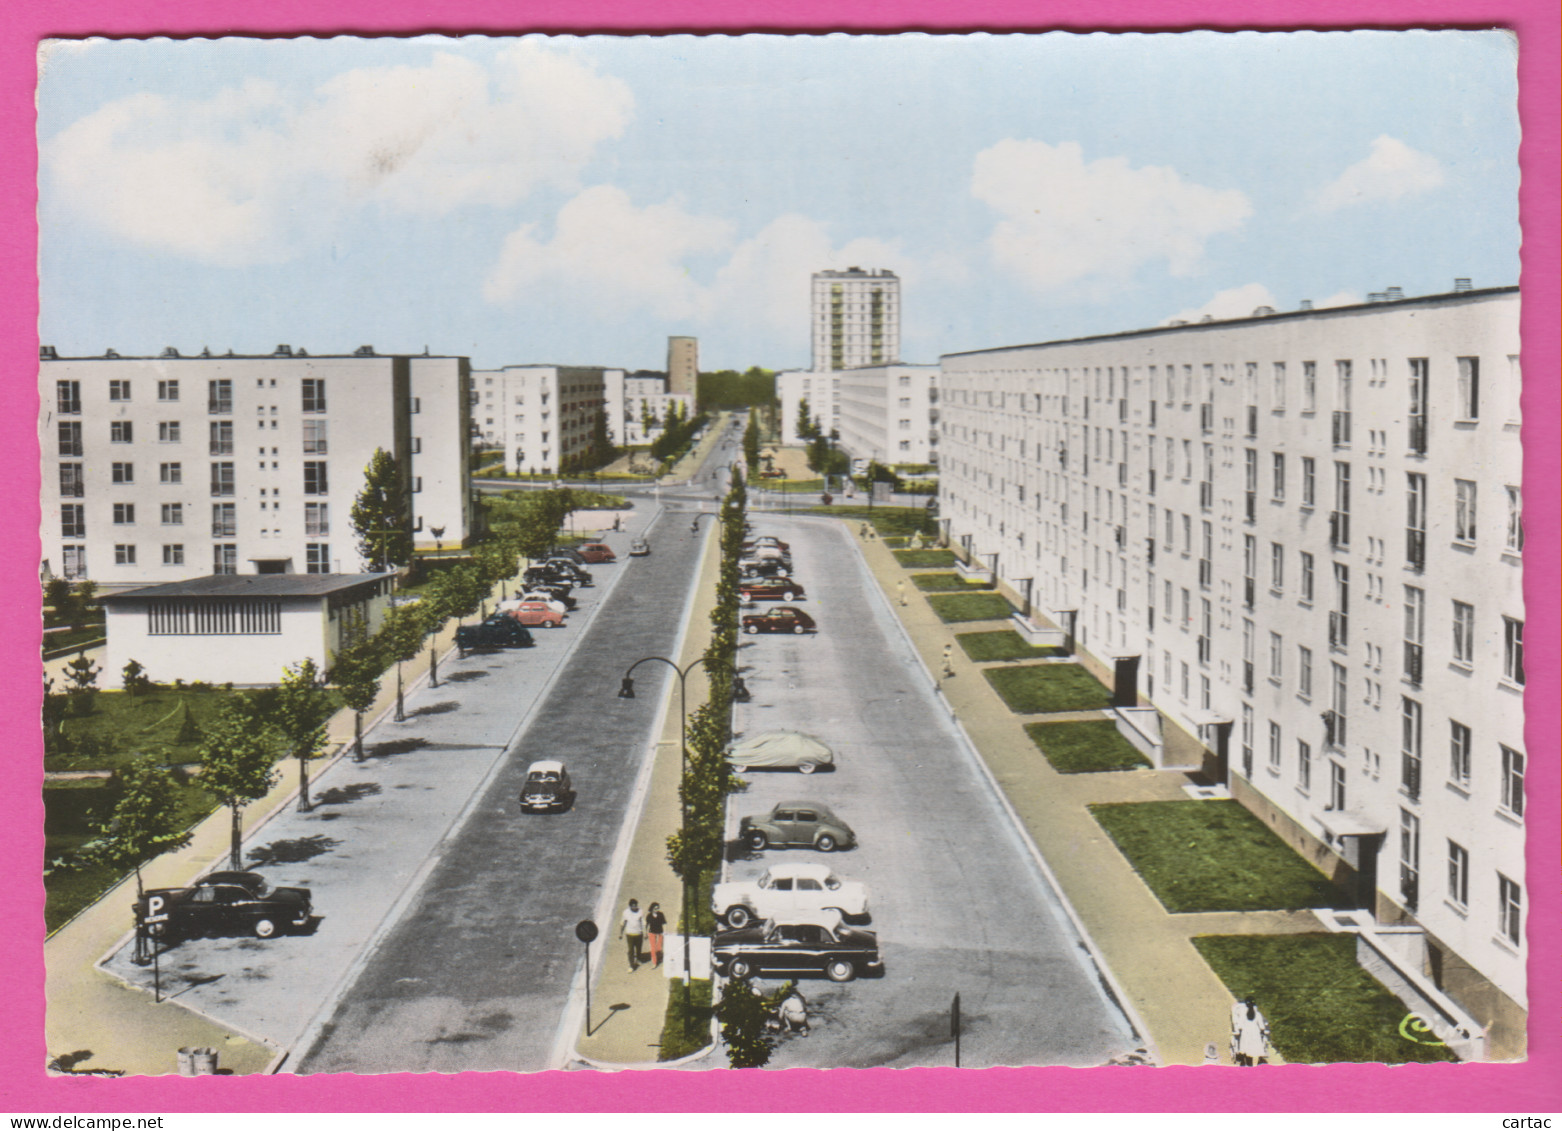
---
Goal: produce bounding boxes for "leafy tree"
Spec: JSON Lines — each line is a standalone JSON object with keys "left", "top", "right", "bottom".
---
{"left": 329, "top": 638, "right": 386, "bottom": 763}
{"left": 714, "top": 978, "right": 775, "bottom": 1068}
{"left": 273, "top": 658, "right": 336, "bottom": 812}
{"left": 85, "top": 755, "right": 193, "bottom": 900}
{"left": 427, "top": 563, "right": 487, "bottom": 628}
{"left": 794, "top": 397, "right": 816, "bottom": 442}
{"left": 350, "top": 448, "right": 413, "bottom": 571}
{"left": 641, "top": 403, "right": 659, "bottom": 436}
{"left": 121, "top": 658, "right": 152, "bottom": 697}
{"left": 44, "top": 577, "right": 76, "bottom": 625}
{"left": 198, "top": 697, "right": 280, "bottom": 870}
{"left": 378, "top": 602, "right": 431, "bottom": 722}
{"left": 42, "top": 675, "right": 69, "bottom": 754}
{"left": 743, "top": 413, "right": 761, "bottom": 470}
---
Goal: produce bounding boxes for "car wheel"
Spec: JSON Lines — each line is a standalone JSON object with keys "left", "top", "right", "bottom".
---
{"left": 746, "top": 830, "right": 768, "bottom": 851}
{"left": 253, "top": 918, "right": 277, "bottom": 939}
{"left": 782, "top": 590, "right": 796, "bottom": 601}
{"left": 798, "top": 761, "right": 816, "bottom": 774}
{"left": 825, "top": 959, "right": 856, "bottom": 983}
{"left": 728, "top": 958, "right": 753, "bottom": 980}
{"left": 815, "top": 834, "right": 837, "bottom": 852}
{"left": 725, "top": 906, "right": 752, "bottom": 929}
{"left": 793, "top": 624, "right": 806, "bottom": 634}
{"left": 745, "top": 624, "right": 758, "bottom": 635}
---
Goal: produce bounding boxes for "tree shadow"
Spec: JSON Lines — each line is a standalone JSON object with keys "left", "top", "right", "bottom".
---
{"left": 314, "top": 782, "right": 382, "bottom": 806}
{"left": 247, "top": 834, "right": 341, "bottom": 867}
{"left": 443, "top": 670, "right": 490, "bottom": 683}
{"left": 407, "top": 701, "right": 459, "bottom": 718}
{"left": 368, "top": 737, "right": 429, "bottom": 759}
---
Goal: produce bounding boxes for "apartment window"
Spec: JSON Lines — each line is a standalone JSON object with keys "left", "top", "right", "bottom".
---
{"left": 1243, "top": 449, "right": 1257, "bottom": 521}
{"left": 1403, "top": 586, "right": 1425, "bottom": 684}
{"left": 1505, "top": 487, "right": 1523, "bottom": 553}
{"left": 158, "top": 421, "right": 181, "bottom": 443}
{"left": 1298, "top": 646, "right": 1313, "bottom": 699}
{"left": 1502, "top": 618, "right": 1524, "bottom": 685}
{"left": 1299, "top": 551, "right": 1314, "bottom": 603}
{"left": 302, "top": 378, "right": 327, "bottom": 414}
{"left": 306, "top": 543, "right": 331, "bottom": 574}
{"left": 160, "top": 503, "right": 183, "bottom": 526}
{"left": 60, "top": 504, "right": 86, "bottom": 538}
{"left": 112, "top": 502, "right": 134, "bottom": 525}
{"left": 208, "top": 379, "right": 233, "bottom": 415}
{"left": 303, "top": 419, "right": 329, "bottom": 454}
{"left": 1500, "top": 745, "right": 1524, "bottom": 817}
{"left": 1240, "top": 704, "right": 1254, "bottom": 778}
{"left": 57, "top": 380, "right": 82, "bottom": 415}
{"left": 1456, "top": 357, "right": 1479, "bottom": 420}
{"left": 1497, "top": 874, "right": 1521, "bottom": 946}
{"left": 1269, "top": 721, "right": 1282, "bottom": 768}
{"left": 1451, "top": 479, "right": 1479, "bottom": 544}
{"left": 1300, "top": 457, "right": 1315, "bottom": 508}
{"left": 1408, "top": 359, "right": 1428, "bottom": 454}
{"left": 1329, "top": 760, "right": 1346, "bottom": 811}
{"left": 411, "top": 436, "right": 422, "bottom": 455}
{"left": 59, "top": 464, "right": 84, "bottom": 498}
{"left": 1329, "top": 662, "right": 1348, "bottom": 746}
{"left": 62, "top": 545, "right": 87, "bottom": 579}
{"left": 304, "top": 461, "right": 329, "bottom": 496}
{"left": 1297, "top": 740, "right": 1312, "bottom": 792}
{"left": 109, "top": 379, "right": 132, "bottom": 401}
{"left": 1331, "top": 462, "right": 1351, "bottom": 548}
{"left": 210, "top": 462, "right": 235, "bottom": 497}
{"left": 305, "top": 502, "right": 329, "bottom": 537}
{"left": 1330, "top": 563, "right": 1349, "bottom": 649}
{"left": 111, "top": 421, "right": 134, "bottom": 443}
{"left": 1241, "top": 619, "right": 1254, "bottom": 691}
{"left": 210, "top": 420, "right": 234, "bottom": 455}
{"left": 1446, "top": 841, "right": 1469, "bottom": 909}
{"left": 58, "top": 421, "right": 84, "bottom": 457}
{"left": 1271, "top": 362, "right": 1286, "bottom": 409}
{"left": 162, "top": 544, "right": 184, "bottom": 566}
{"left": 1451, "top": 601, "right": 1475, "bottom": 666}
{"left": 1269, "top": 632, "right": 1283, "bottom": 682}
{"left": 1400, "top": 697, "right": 1423, "bottom": 801}
{"left": 1333, "top": 360, "right": 1352, "bottom": 445}
{"left": 158, "top": 379, "right": 179, "bottom": 401}
{"left": 160, "top": 462, "right": 182, "bottom": 485}
{"left": 1271, "top": 453, "right": 1285, "bottom": 500}
{"left": 212, "top": 503, "right": 237, "bottom": 537}
{"left": 112, "top": 462, "right": 134, "bottom": 485}
{"left": 1399, "top": 809, "right": 1421, "bottom": 912}
{"left": 1449, "top": 721, "right": 1471, "bottom": 787}
{"left": 1301, "top": 361, "right": 1317, "bottom": 412}
{"left": 1406, "top": 473, "right": 1427, "bottom": 570}
{"left": 1270, "top": 543, "right": 1284, "bottom": 591}
{"left": 213, "top": 544, "right": 237, "bottom": 575}
{"left": 114, "top": 544, "right": 137, "bottom": 565}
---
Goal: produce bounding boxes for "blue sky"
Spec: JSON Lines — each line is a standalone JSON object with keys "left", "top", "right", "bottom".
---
{"left": 37, "top": 31, "right": 1519, "bottom": 372}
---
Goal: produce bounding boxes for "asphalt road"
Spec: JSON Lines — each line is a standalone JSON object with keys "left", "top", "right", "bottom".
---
{"left": 722, "top": 515, "right": 1140, "bottom": 1069}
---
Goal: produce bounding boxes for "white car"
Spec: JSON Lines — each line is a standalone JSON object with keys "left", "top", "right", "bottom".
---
{"left": 712, "top": 862, "right": 870, "bottom": 929}
{"left": 510, "top": 593, "right": 568, "bottom": 616}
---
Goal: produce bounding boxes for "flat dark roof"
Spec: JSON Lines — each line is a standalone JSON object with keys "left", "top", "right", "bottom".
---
{"left": 102, "top": 573, "right": 395, "bottom": 602}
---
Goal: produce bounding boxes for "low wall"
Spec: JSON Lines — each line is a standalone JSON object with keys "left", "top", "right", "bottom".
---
{"left": 1111, "top": 706, "right": 1173, "bottom": 768}
{"left": 1009, "top": 614, "right": 1067, "bottom": 648}
{"left": 1354, "top": 931, "right": 1486, "bottom": 1062}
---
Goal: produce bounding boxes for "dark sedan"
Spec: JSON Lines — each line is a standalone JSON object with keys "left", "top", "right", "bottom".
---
{"left": 136, "top": 871, "right": 312, "bottom": 941}
{"left": 742, "top": 606, "right": 816, "bottom": 635}
{"left": 740, "top": 577, "right": 805, "bottom": 602}
{"left": 713, "top": 911, "right": 882, "bottom": 983}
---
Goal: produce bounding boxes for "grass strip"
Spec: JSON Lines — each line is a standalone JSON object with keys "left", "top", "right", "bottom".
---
{"left": 983, "top": 663, "right": 1111, "bottom": 712}
{"left": 894, "top": 549, "right": 959, "bottom": 568}
{"left": 1025, "top": 719, "right": 1151, "bottom": 773}
{"left": 957, "top": 630, "right": 1065, "bottom": 661}
{"left": 927, "top": 592, "right": 1014, "bottom": 623}
{"left": 913, "top": 572, "right": 984, "bottom": 592}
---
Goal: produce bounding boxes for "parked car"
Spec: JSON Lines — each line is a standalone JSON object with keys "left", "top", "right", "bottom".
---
{"left": 542, "top": 547, "right": 588, "bottom": 564}
{"left": 742, "top": 606, "right": 816, "bottom": 635}
{"left": 742, "top": 544, "right": 791, "bottom": 564}
{"left": 713, "top": 863, "right": 870, "bottom": 929}
{"left": 578, "top": 542, "right": 617, "bottom": 563}
{"left": 740, "top": 577, "right": 805, "bottom": 602}
{"left": 738, "top": 801, "right": 855, "bottom": 852}
{"left": 455, "top": 615, "right": 535, "bottom": 654}
{"left": 629, "top": 537, "right": 650, "bottom": 556}
{"left": 757, "top": 469, "right": 786, "bottom": 479}
{"left": 540, "top": 560, "right": 594, "bottom": 586}
{"left": 712, "top": 910, "right": 881, "bottom": 983}
{"left": 739, "top": 559, "right": 791, "bottom": 579}
{"left": 505, "top": 600, "right": 565, "bottom": 629}
{"left": 136, "top": 871, "right": 312, "bottom": 941}
{"left": 743, "top": 537, "right": 790, "bottom": 552}
{"left": 519, "top": 760, "right": 574, "bottom": 812}
{"left": 728, "top": 729, "right": 833, "bottom": 773}
{"left": 518, "top": 586, "right": 575, "bottom": 610}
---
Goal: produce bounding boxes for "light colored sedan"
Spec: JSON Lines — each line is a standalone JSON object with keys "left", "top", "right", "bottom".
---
{"left": 712, "top": 863, "right": 871, "bottom": 929}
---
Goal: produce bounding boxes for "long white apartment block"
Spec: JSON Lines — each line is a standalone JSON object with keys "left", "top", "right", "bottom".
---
{"left": 811, "top": 267, "right": 900, "bottom": 371}
{"left": 836, "top": 363, "right": 941, "bottom": 466}
{"left": 41, "top": 345, "right": 473, "bottom": 589}
{"left": 937, "top": 286, "right": 1526, "bottom": 1053}
{"left": 473, "top": 365, "right": 609, "bottom": 475}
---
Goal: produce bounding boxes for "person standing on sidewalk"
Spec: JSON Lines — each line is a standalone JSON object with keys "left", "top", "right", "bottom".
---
{"left": 620, "top": 898, "right": 646, "bottom": 971}
{"left": 941, "top": 643, "right": 955, "bottom": 679}
{"left": 897, "top": 579, "right": 908, "bottom": 606}
{"left": 645, "top": 902, "right": 667, "bottom": 968}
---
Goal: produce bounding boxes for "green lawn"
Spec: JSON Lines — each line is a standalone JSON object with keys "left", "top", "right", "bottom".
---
{"left": 1193, "top": 934, "right": 1459, "bottom": 1064}
{"left": 927, "top": 592, "right": 1015, "bottom": 623}
{"left": 809, "top": 505, "right": 938, "bottom": 539}
{"left": 43, "top": 627, "right": 106, "bottom": 656}
{"left": 957, "top": 630, "right": 1066, "bottom": 661}
{"left": 894, "top": 549, "right": 959, "bottom": 568}
{"left": 913, "top": 572, "right": 985, "bottom": 592}
{"left": 1090, "top": 800, "right": 1343, "bottom": 912}
{"left": 658, "top": 977, "right": 715, "bottom": 1061}
{"left": 983, "top": 663, "right": 1111, "bottom": 712}
{"left": 46, "top": 687, "right": 257, "bottom": 774}
{"left": 1026, "top": 720, "right": 1151, "bottom": 773}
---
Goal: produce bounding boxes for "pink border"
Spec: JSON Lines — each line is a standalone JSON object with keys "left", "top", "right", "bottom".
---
{"left": 4, "top": 2, "right": 1555, "bottom": 1114}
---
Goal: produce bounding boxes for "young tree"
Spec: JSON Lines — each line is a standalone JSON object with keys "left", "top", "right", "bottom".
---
{"left": 350, "top": 448, "right": 413, "bottom": 571}
{"left": 378, "top": 602, "right": 431, "bottom": 722}
{"left": 87, "top": 755, "right": 193, "bottom": 901}
{"left": 121, "top": 658, "right": 152, "bottom": 697}
{"left": 714, "top": 978, "right": 775, "bottom": 1068}
{"left": 743, "top": 413, "right": 761, "bottom": 470}
{"left": 61, "top": 652, "right": 102, "bottom": 717}
{"left": 273, "top": 658, "right": 336, "bottom": 812}
{"left": 329, "top": 638, "right": 386, "bottom": 763}
{"left": 42, "top": 676, "right": 69, "bottom": 753}
{"left": 199, "top": 697, "right": 280, "bottom": 870}
{"left": 44, "top": 577, "right": 76, "bottom": 625}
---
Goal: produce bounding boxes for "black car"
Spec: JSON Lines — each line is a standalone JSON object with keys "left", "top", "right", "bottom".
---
{"left": 542, "top": 547, "right": 588, "bottom": 564}
{"left": 136, "top": 871, "right": 312, "bottom": 941}
{"left": 712, "top": 911, "right": 882, "bottom": 983}
{"left": 538, "top": 560, "right": 594, "bottom": 586}
{"left": 739, "top": 559, "right": 791, "bottom": 579}
{"left": 455, "top": 615, "right": 535, "bottom": 655}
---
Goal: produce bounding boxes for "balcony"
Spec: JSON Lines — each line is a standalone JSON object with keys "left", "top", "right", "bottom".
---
{"left": 1330, "top": 510, "right": 1350, "bottom": 549}
{"left": 60, "top": 481, "right": 84, "bottom": 498}
{"left": 1408, "top": 414, "right": 1427, "bottom": 455}
{"left": 1332, "top": 410, "right": 1352, "bottom": 446}
{"left": 1403, "top": 641, "right": 1423, "bottom": 685}
{"left": 1145, "top": 537, "right": 1156, "bottom": 565}
{"left": 208, "top": 399, "right": 233, "bottom": 415}
{"left": 1406, "top": 528, "right": 1426, "bottom": 572}
{"left": 1329, "top": 609, "right": 1348, "bottom": 649}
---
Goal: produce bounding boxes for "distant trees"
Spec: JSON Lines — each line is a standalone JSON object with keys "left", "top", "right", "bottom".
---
{"left": 351, "top": 448, "right": 413, "bottom": 571}
{"left": 697, "top": 367, "right": 775, "bottom": 411}
{"left": 743, "top": 414, "right": 761, "bottom": 470}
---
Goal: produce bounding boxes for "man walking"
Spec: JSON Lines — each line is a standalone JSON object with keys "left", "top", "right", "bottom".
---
{"left": 941, "top": 643, "right": 955, "bottom": 680}
{"left": 620, "top": 898, "right": 646, "bottom": 971}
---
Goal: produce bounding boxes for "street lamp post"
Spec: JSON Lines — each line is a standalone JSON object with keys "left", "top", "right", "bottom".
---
{"left": 617, "top": 654, "right": 713, "bottom": 1036}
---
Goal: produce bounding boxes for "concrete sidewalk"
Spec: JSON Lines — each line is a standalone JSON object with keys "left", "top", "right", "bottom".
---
{"left": 852, "top": 528, "right": 1310, "bottom": 1067}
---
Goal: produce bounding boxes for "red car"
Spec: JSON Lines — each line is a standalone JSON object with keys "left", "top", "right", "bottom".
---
{"left": 506, "top": 600, "right": 565, "bottom": 628}
{"left": 741, "top": 577, "right": 805, "bottom": 602}
{"left": 742, "top": 606, "right": 816, "bottom": 635}
{"left": 578, "top": 542, "right": 617, "bottom": 563}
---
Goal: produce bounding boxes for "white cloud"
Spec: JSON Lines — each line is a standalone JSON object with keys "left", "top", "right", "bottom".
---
{"left": 1162, "top": 283, "right": 1279, "bottom": 325}
{"left": 971, "top": 139, "right": 1252, "bottom": 291}
{"left": 44, "top": 42, "right": 633, "bottom": 264}
{"left": 1314, "top": 136, "right": 1445, "bottom": 212}
{"left": 482, "top": 186, "right": 734, "bottom": 318}
{"left": 1314, "top": 290, "right": 1363, "bottom": 309}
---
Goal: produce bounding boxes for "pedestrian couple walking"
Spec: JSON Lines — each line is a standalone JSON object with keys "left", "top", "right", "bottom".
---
{"left": 619, "top": 899, "right": 667, "bottom": 972}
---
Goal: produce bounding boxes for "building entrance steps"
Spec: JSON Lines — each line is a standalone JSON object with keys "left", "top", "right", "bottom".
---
{"left": 860, "top": 528, "right": 1309, "bottom": 1066}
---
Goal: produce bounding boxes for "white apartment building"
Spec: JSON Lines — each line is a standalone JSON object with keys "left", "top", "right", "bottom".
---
{"left": 938, "top": 286, "right": 1526, "bottom": 1054}
{"left": 776, "top": 370, "right": 840, "bottom": 444}
{"left": 811, "top": 268, "right": 900, "bottom": 371}
{"left": 602, "top": 371, "right": 693, "bottom": 447}
{"left": 41, "top": 346, "right": 473, "bottom": 589}
{"left": 473, "top": 366, "right": 609, "bottom": 476}
{"left": 836, "top": 363, "right": 941, "bottom": 466}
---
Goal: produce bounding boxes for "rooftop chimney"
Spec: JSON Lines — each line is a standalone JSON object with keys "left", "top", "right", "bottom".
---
{"left": 161, "top": 346, "right": 180, "bottom": 358}
{"left": 39, "top": 345, "right": 57, "bottom": 360}
{"left": 105, "top": 348, "right": 120, "bottom": 358}
{"left": 1385, "top": 286, "right": 1404, "bottom": 300}
{"left": 200, "top": 346, "right": 211, "bottom": 357}
{"left": 1454, "top": 277, "right": 1473, "bottom": 292}
{"left": 354, "top": 345, "right": 376, "bottom": 356}
{"left": 274, "top": 344, "right": 293, "bottom": 356}
{"left": 1199, "top": 314, "right": 1215, "bottom": 323}
{"left": 1252, "top": 306, "right": 1276, "bottom": 317}
{"left": 1298, "top": 300, "right": 1313, "bottom": 311}
{"left": 1367, "top": 292, "right": 1386, "bottom": 303}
